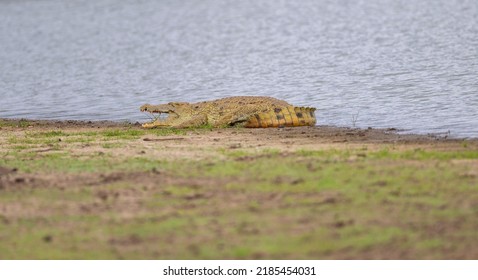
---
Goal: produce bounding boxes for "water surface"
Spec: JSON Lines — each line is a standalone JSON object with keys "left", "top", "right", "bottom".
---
{"left": 1, "top": 0, "right": 477, "bottom": 137}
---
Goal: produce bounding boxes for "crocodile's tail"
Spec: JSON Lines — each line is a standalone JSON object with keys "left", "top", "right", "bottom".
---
{"left": 244, "top": 106, "right": 316, "bottom": 128}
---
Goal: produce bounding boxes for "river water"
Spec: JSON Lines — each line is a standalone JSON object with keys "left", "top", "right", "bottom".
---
{"left": 1, "top": 0, "right": 477, "bottom": 137}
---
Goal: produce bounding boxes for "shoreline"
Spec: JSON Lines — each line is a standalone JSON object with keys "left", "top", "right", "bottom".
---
{"left": 2, "top": 116, "right": 475, "bottom": 140}
{"left": 0, "top": 117, "right": 471, "bottom": 142}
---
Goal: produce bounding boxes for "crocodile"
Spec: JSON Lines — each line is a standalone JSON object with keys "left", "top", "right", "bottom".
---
{"left": 140, "top": 96, "right": 316, "bottom": 128}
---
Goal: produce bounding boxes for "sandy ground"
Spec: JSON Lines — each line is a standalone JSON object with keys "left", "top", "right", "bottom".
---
{"left": 0, "top": 119, "right": 477, "bottom": 259}
{"left": 2, "top": 119, "right": 457, "bottom": 192}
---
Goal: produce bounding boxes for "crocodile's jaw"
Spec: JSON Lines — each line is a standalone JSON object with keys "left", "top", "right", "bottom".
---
{"left": 140, "top": 103, "right": 180, "bottom": 128}
{"left": 141, "top": 112, "right": 181, "bottom": 128}
{"left": 142, "top": 120, "right": 169, "bottom": 128}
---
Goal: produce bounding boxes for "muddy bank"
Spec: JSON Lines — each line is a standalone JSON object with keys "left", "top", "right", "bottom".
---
{"left": 0, "top": 118, "right": 465, "bottom": 143}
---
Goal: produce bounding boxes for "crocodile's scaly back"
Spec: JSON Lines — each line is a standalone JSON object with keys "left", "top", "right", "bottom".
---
{"left": 244, "top": 106, "right": 316, "bottom": 128}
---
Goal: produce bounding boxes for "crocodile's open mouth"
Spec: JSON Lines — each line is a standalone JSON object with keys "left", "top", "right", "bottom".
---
{"left": 139, "top": 103, "right": 181, "bottom": 128}
{"left": 142, "top": 111, "right": 182, "bottom": 128}
{"left": 142, "top": 112, "right": 180, "bottom": 128}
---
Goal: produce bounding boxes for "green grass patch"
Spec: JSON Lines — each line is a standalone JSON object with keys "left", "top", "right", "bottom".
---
{"left": 297, "top": 148, "right": 478, "bottom": 160}
{"left": 0, "top": 119, "right": 32, "bottom": 128}
{"left": 150, "top": 128, "right": 187, "bottom": 136}
{"left": 1, "top": 134, "right": 477, "bottom": 259}
{"left": 27, "top": 130, "right": 69, "bottom": 138}
{"left": 101, "top": 143, "right": 125, "bottom": 149}
{"left": 102, "top": 129, "right": 145, "bottom": 138}
{"left": 0, "top": 153, "right": 169, "bottom": 173}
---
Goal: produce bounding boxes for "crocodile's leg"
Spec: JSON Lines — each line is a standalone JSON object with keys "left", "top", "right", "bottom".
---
{"left": 213, "top": 113, "right": 250, "bottom": 127}
{"left": 170, "top": 114, "right": 207, "bottom": 128}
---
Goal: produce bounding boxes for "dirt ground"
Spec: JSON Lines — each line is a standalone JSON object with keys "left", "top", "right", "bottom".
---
{"left": 0, "top": 119, "right": 477, "bottom": 259}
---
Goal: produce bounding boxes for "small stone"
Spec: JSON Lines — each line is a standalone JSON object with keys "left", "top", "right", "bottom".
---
{"left": 229, "top": 143, "right": 242, "bottom": 149}
{"left": 151, "top": 167, "right": 161, "bottom": 174}
{"left": 42, "top": 235, "right": 53, "bottom": 243}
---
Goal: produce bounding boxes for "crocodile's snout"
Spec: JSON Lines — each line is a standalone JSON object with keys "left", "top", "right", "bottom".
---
{"left": 140, "top": 103, "right": 177, "bottom": 114}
